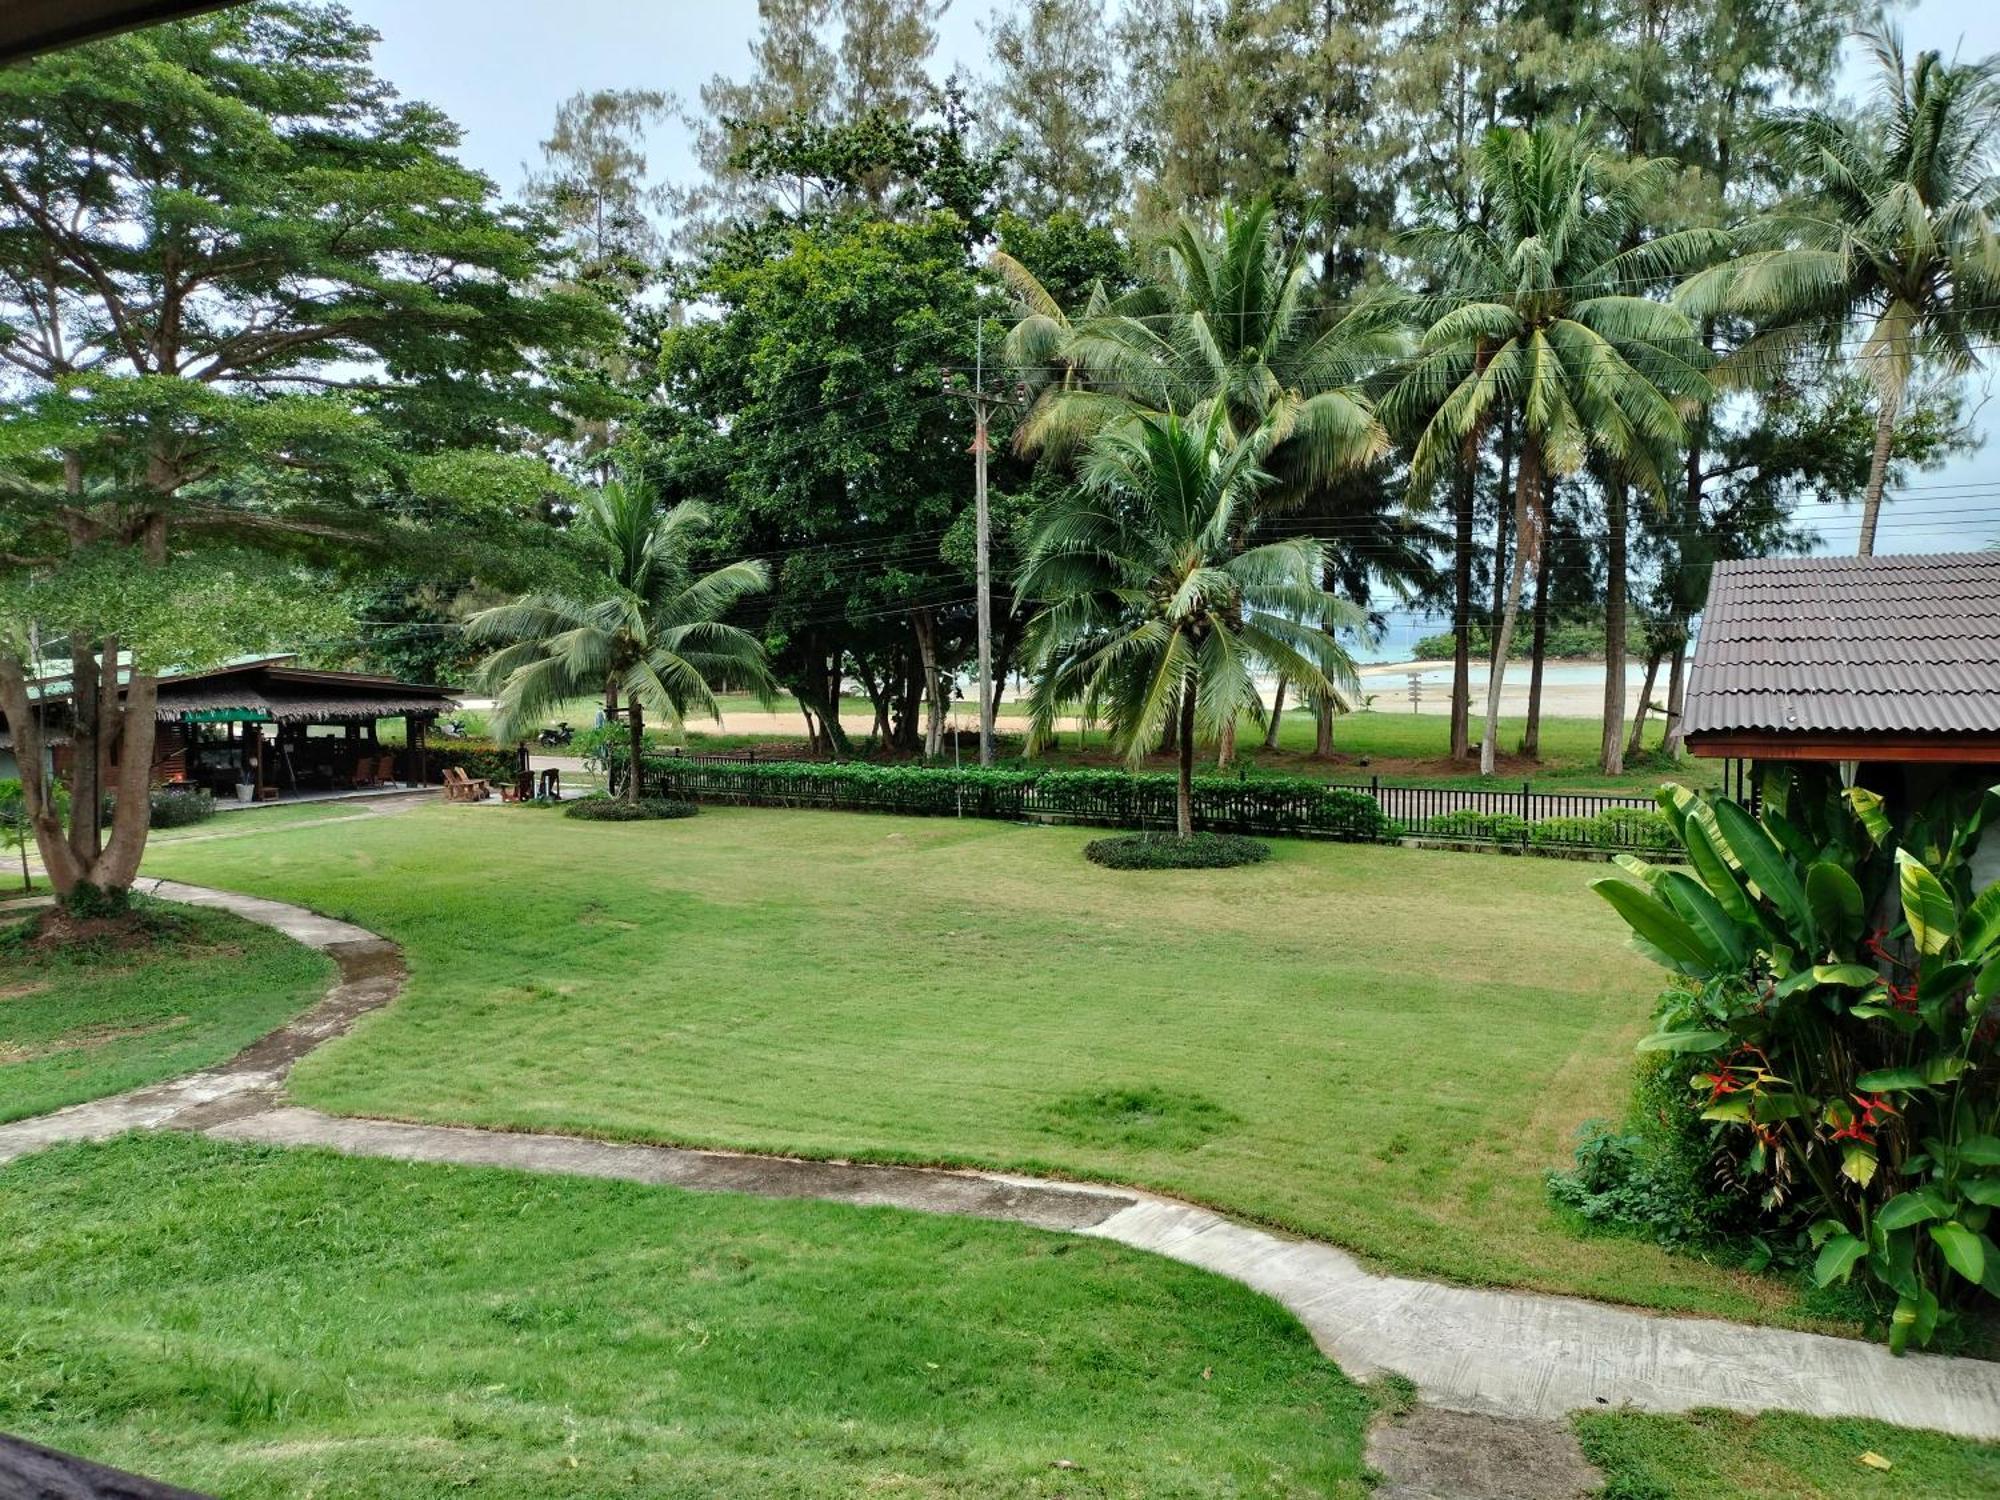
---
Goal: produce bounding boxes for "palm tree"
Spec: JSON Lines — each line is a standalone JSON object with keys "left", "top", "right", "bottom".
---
{"left": 1016, "top": 406, "right": 1363, "bottom": 837}
{"left": 1679, "top": 24, "right": 2000, "bottom": 555}
{"left": 1001, "top": 199, "right": 1393, "bottom": 491}
{"left": 1383, "top": 126, "right": 1715, "bottom": 776}
{"left": 467, "top": 479, "right": 774, "bottom": 803}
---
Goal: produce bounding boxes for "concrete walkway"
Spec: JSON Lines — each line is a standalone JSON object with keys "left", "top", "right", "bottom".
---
{"left": 4, "top": 882, "right": 1998, "bottom": 1444}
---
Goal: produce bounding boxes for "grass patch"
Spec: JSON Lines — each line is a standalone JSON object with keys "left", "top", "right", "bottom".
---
{"left": 0, "top": 898, "right": 331, "bottom": 1122}
{"left": 563, "top": 795, "right": 699, "bottom": 821}
{"left": 1575, "top": 1408, "right": 2000, "bottom": 1498}
{"left": 0, "top": 1135, "right": 1374, "bottom": 1497}
{"left": 141, "top": 802, "right": 1813, "bottom": 1326}
{"left": 1084, "top": 832, "right": 1271, "bottom": 869}
{"left": 1042, "top": 1085, "right": 1240, "bottom": 1151}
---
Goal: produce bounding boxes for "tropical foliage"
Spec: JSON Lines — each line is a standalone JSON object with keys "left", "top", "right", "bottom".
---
{"left": 1016, "top": 407, "right": 1361, "bottom": 836}
{"left": 1595, "top": 772, "right": 2000, "bottom": 1349}
{"left": 468, "top": 480, "right": 773, "bottom": 803}
{"left": 1680, "top": 23, "right": 2000, "bottom": 556}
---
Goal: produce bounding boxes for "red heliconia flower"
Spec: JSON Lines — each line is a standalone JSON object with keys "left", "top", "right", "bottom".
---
{"left": 1699, "top": 1071, "right": 1742, "bottom": 1103}
{"left": 1886, "top": 981, "right": 1919, "bottom": 1014}
{"left": 1852, "top": 1093, "right": 1899, "bottom": 1129}
{"left": 1830, "top": 1118, "right": 1874, "bottom": 1145}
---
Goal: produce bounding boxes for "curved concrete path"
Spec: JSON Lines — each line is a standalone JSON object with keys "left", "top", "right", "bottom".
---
{"left": 4, "top": 880, "right": 1998, "bottom": 1443}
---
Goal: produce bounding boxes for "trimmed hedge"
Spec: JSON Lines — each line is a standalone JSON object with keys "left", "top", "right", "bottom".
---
{"left": 1418, "top": 805, "right": 1676, "bottom": 854}
{"left": 430, "top": 739, "right": 520, "bottom": 785}
{"left": 1420, "top": 809, "right": 1530, "bottom": 843}
{"left": 563, "top": 796, "right": 699, "bottom": 822}
{"left": 149, "top": 787, "right": 216, "bottom": 828}
{"left": 643, "top": 757, "right": 1394, "bottom": 842}
{"left": 1085, "top": 832, "right": 1271, "bottom": 869}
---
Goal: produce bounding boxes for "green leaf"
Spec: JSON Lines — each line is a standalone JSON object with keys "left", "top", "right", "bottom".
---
{"left": 1930, "top": 1221, "right": 1986, "bottom": 1285}
{"left": 1960, "top": 1135, "right": 2000, "bottom": 1166}
{"left": 1805, "top": 861, "right": 1865, "bottom": 943}
{"left": 1961, "top": 1178, "right": 2000, "bottom": 1207}
{"left": 1659, "top": 871, "right": 1746, "bottom": 966}
{"left": 1701, "top": 1096, "right": 1753, "bottom": 1123}
{"left": 1876, "top": 1189, "right": 1947, "bottom": 1231}
{"left": 1635, "top": 1027, "right": 1730, "bottom": 1054}
{"left": 1712, "top": 799, "right": 1811, "bottom": 932}
{"left": 1845, "top": 786, "right": 1890, "bottom": 844}
{"left": 1897, "top": 850, "right": 1956, "bottom": 955}
{"left": 1856, "top": 1056, "right": 1967, "bottom": 1091}
{"left": 1813, "top": 1232, "right": 1867, "bottom": 1286}
{"left": 1810, "top": 963, "right": 1879, "bottom": 988}
{"left": 1684, "top": 817, "right": 1754, "bottom": 924}
{"left": 1960, "top": 881, "right": 2000, "bottom": 960}
{"left": 1841, "top": 1143, "right": 1878, "bottom": 1187}
{"left": 1592, "top": 877, "right": 1722, "bottom": 973}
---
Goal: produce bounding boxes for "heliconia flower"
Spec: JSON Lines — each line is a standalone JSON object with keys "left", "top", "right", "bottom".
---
{"left": 1852, "top": 1092, "right": 1898, "bottom": 1128}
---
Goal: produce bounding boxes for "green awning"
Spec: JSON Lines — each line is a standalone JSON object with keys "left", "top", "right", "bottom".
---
{"left": 181, "top": 708, "right": 272, "bottom": 724}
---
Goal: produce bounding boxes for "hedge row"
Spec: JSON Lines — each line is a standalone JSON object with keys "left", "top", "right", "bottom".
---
{"left": 1414, "top": 805, "right": 1676, "bottom": 853}
{"left": 643, "top": 758, "right": 1395, "bottom": 842}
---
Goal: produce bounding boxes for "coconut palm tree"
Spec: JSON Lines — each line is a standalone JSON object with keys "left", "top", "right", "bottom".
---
{"left": 467, "top": 478, "right": 774, "bottom": 803}
{"left": 1000, "top": 197, "right": 1393, "bottom": 497}
{"left": 1679, "top": 24, "right": 2000, "bottom": 555}
{"left": 1017, "top": 406, "right": 1363, "bottom": 837}
{"left": 1382, "top": 126, "right": 1715, "bottom": 776}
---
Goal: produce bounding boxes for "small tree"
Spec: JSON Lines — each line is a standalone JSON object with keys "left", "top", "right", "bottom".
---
{"left": 468, "top": 480, "right": 774, "bottom": 803}
{"left": 1017, "top": 407, "right": 1359, "bottom": 837}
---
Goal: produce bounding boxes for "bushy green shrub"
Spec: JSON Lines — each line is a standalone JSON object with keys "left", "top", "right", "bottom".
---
{"left": 643, "top": 758, "right": 1393, "bottom": 842}
{"left": 1595, "top": 773, "right": 2000, "bottom": 1350}
{"left": 1548, "top": 1054, "right": 1756, "bottom": 1250}
{"left": 432, "top": 739, "right": 520, "bottom": 785}
{"left": 562, "top": 796, "right": 699, "bottom": 822}
{"left": 1084, "top": 832, "right": 1271, "bottom": 869}
{"left": 148, "top": 787, "right": 216, "bottom": 828}
{"left": 1421, "top": 809, "right": 1530, "bottom": 843}
{"left": 1528, "top": 807, "right": 1675, "bottom": 853}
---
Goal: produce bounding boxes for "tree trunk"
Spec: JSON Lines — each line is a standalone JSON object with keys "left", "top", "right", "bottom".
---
{"left": 1450, "top": 463, "right": 1474, "bottom": 760}
{"left": 1523, "top": 534, "right": 1551, "bottom": 760}
{"left": 1313, "top": 690, "right": 1336, "bottom": 757}
{"left": 1858, "top": 387, "right": 1901, "bottom": 557}
{"left": 1626, "top": 649, "right": 1662, "bottom": 760}
{"left": 1600, "top": 480, "right": 1629, "bottom": 775}
{"left": 1176, "top": 681, "right": 1196, "bottom": 838}
{"left": 1262, "top": 679, "right": 1287, "bottom": 750}
{"left": 626, "top": 700, "right": 644, "bottom": 804}
{"left": 912, "top": 610, "right": 944, "bottom": 758}
{"left": 1489, "top": 418, "right": 1514, "bottom": 665}
{"left": 1662, "top": 625, "right": 1689, "bottom": 759}
{"left": 66, "top": 630, "right": 103, "bottom": 868}
{"left": 1480, "top": 432, "right": 1539, "bottom": 777}
{"left": 1216, "top": 714, "right": 1236, "bottom": 769}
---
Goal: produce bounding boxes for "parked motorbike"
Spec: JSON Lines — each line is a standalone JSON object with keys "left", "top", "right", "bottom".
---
{"left": 538, "top": 721, "right": 575, "bottom": 748}
{"left": 439, "top": 717, "right": 469, "bottom": 739}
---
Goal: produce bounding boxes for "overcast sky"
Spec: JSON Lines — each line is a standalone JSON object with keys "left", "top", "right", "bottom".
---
{"left": 342, "top": 0, "right": 2000, "bottom": 555}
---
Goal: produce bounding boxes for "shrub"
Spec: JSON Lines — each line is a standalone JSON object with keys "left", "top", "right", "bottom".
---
{"left": 148, "top": 787, "right": 216, "bottom": 828}
{"left": 642, "top": 758, "right": 1394, "bottom": 842}
{"left": 562, "top": 796, "right": 699, "bottom": 822}
{"left": 1421, "top": 809, "right": 1529, "bottom": 843}
{"left": 1528, "top": 808, "right": 1675, "bottom": 854}
{"left": 1548, "top": 1053, "right": 1756, "bottom": 1251}
{"left": 1084, "top": 832, "right": 1271, "bottom": 869}
{"left": 1594, "top": 772, "right": 2000, "bottom": 1351}
{"left": 431, "top": 739, "right": 520, "bottom": 785}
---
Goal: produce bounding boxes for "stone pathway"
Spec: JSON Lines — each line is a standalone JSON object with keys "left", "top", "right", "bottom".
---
{"left": 4, "top": 880, "right": 1998, "bottom": 1453}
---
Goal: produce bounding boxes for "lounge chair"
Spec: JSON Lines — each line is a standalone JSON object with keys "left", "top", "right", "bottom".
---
{"left": 443, "top": 766, "right": 491, "bottom": 802}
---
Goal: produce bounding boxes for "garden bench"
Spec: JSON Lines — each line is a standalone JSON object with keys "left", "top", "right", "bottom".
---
{"left": 443, "top": 766, "right": 491, "bottom": 802}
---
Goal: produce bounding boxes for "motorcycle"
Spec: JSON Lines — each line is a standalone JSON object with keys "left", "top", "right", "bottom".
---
{"left": 439, "top": 717, "right": 469, "bottom": 739}
{"left": 538, "top": 721, "right": 575, "bottom": 748}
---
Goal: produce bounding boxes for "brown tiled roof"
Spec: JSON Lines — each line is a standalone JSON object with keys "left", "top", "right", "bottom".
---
{"left": 1684, "top": 552, "right": 2000, "bottom": 738}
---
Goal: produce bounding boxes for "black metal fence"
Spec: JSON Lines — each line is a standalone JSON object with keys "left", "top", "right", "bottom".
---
{"left": 632, "top": 752, "right": 1681, "bottom": 858}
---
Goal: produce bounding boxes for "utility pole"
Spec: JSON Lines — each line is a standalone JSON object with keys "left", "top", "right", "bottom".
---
{"left": 941, "top": 335, "right": 1024, "bottom": 767}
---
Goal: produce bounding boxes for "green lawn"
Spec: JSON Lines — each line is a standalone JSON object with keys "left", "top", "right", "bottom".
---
{"left": 0, "top": 1135, "right": 1377, "bottom": 1498}
{"left": 0, "top": 898, "right": 332, "bottom": 1123}
{"left": 142, "top": 801, "right": 1812, "bottom": 1327}
{"left": 1576, "top": 1408, "right": 2000, "bottom": 1499}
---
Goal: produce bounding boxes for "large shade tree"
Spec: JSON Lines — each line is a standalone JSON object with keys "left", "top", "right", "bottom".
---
{"left": 0, "top": 4, "right": 611, "bottom": 907}
{"left": 468, "top": 479, "right": 774, "bottom": 802}
{"left": 1679, "top": 23, "right": 2000, "bottom": 557}
{"left": 1018, "top": 406, "right": 1361, "bottom": 837}
{"left": 1383, "top": 126, "right": 1715, "bottom": 776}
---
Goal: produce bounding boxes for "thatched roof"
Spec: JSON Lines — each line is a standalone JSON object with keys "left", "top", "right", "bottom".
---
{"left": 156, "top": 688, "right": 455, "bottom": 723}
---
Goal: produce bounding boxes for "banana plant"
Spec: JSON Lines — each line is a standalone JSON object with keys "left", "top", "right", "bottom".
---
{"left": 1594, "top": 773, "right": 2000, "bottom": 1350}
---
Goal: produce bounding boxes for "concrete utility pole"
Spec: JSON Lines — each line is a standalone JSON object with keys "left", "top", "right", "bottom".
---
{"left": 941, "top": 334, "right": 1023, "bottom": 768}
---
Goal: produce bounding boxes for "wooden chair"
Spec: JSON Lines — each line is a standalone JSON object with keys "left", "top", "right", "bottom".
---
{"left": 369, "top": 754, "right": 399, "bottom": 787}
{"left": 443, "top": 766, "right": 491, "bottom": 802}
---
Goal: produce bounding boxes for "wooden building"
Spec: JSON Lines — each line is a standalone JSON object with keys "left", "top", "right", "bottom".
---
{"left": 1, "top": 654, "right": 458, "bottom": 801}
